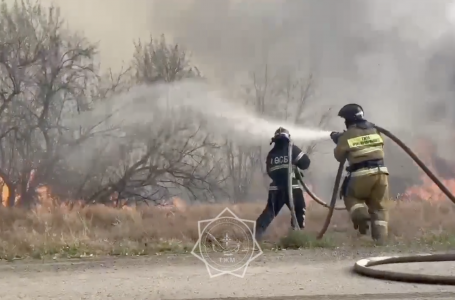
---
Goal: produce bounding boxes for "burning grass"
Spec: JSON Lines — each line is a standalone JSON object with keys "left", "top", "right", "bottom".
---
{"left": 0, "top": 199, "right": 454, "bottom": 260}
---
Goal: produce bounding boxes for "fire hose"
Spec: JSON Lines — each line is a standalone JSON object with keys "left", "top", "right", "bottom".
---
{"left": 287, "top": 140, "right": 300, "bottom": 230}
{"left": 288, "top": 125, "right": 455, "bottom": 285}
{"left": 287, "top": 140, "right": 346, "bottom": 233}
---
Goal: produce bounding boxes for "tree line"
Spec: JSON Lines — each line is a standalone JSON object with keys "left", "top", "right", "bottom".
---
{"left": 0, "top": 0, "right": 330, "bottom": 208}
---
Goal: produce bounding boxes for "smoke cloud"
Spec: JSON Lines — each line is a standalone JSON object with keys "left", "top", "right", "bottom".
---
{"left": 149, "top": 0, "right": 454, "bottom": 130}
{"left": 10, "top": 0, "right": 455, "bottom": 196}
{"left": 147, "top": 0, "right": 455, "bottom": 195}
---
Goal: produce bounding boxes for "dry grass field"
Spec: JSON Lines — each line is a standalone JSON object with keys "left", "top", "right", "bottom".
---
{"left": 0, "top": 196, "right": 454, "bottom": 260}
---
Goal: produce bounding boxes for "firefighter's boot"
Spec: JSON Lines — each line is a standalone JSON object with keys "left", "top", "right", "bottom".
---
{"left": 370, "top": 212, "right": 388, "bottom": 245}
{"left": 351, "top": 206, "right": 370, "bottom": 235}
{"left": 353, "top": 217, "right": 370, "bottom": 235}
{"left": 291, "top": 218, "right": 305, "bottom": 231}
{"left": 255, "top": 226, "right": 265, "bottom": 242}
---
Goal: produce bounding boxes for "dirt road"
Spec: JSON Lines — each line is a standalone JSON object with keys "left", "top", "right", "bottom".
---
{"left": 0, "top": 249, "right": 454, "bottom": 300}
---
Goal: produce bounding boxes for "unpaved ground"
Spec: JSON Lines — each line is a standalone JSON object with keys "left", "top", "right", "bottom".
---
{"left": 0, "top": 249, "right": 454, "bottom": 299}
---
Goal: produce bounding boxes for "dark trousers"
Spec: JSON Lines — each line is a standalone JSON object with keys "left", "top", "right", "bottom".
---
{"left": 255, "top": 188, "right": 306, "bottom": 240}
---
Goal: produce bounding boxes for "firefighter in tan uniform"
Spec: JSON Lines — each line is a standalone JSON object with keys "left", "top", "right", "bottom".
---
{"left": 330, "top": 104, "right": 390, "bottom": 244}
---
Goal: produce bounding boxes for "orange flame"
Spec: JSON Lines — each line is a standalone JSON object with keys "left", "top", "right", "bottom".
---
{"left": 403, "top": 139, "right": 455, "bottom": 202}
{"left": 0, "top": 170, "right": 187, "bottom": 214}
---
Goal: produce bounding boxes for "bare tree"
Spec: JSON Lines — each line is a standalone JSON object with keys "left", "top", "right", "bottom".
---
{"left": 81, "top": 120, "right": 226, "bottom": 205}
{"left": 133, "top": 34, "right": 200, "bottom": 83}
{"left": 224, "top": 141, "right": 259, "bottom": 202}
{"left": 0, "top": 1, "right": 106, "bottom": 206}
{"left": 71, "top": 35, "right": 229, "bottom": 206}
{"left": 0, "top": 0, "right": 232, "bottom": 208}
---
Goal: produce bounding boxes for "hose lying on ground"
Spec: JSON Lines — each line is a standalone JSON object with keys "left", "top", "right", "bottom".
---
{"left": 354, "top": 254, "right": 455, "bottom": 285}
{"left": 350, "top": 125, "right": 455, "bottom": 285}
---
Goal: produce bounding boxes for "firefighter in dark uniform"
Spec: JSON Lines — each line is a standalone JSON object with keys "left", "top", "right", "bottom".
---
{"left": 330, "top": 104, "right": 390, "bottom": 244}
{"left": 255, "top": 127, "right": 311, "bottom": 241}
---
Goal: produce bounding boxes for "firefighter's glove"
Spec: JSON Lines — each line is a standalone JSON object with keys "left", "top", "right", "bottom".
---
{"left": 330, "top": 131, "right": 342, "bottom": 144}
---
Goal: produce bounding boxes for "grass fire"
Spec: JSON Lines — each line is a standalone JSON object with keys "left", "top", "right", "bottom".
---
{"left": 0, "top": 0, "right": 453, "bottom": 262}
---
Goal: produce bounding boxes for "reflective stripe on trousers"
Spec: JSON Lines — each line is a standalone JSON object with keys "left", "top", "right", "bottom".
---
{"left": 374, "top": 220, "right": 387, "bottom": 227}
{"left": 349, "top": 203, "right": 366, "bottom": 217}
{"left": 269, "top": 185, "right": 301, "bottom": 191}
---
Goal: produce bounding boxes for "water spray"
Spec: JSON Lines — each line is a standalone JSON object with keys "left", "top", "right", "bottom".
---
{"left": 69, "top": 81, "right": 331, "bottom": 148}
{"left": 152, "top": 80, "right": 331, "bottom": 144}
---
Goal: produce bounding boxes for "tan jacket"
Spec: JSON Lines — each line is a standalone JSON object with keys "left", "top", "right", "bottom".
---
{"left": 334, "top": 123, "right": 388, "bottom": 177}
